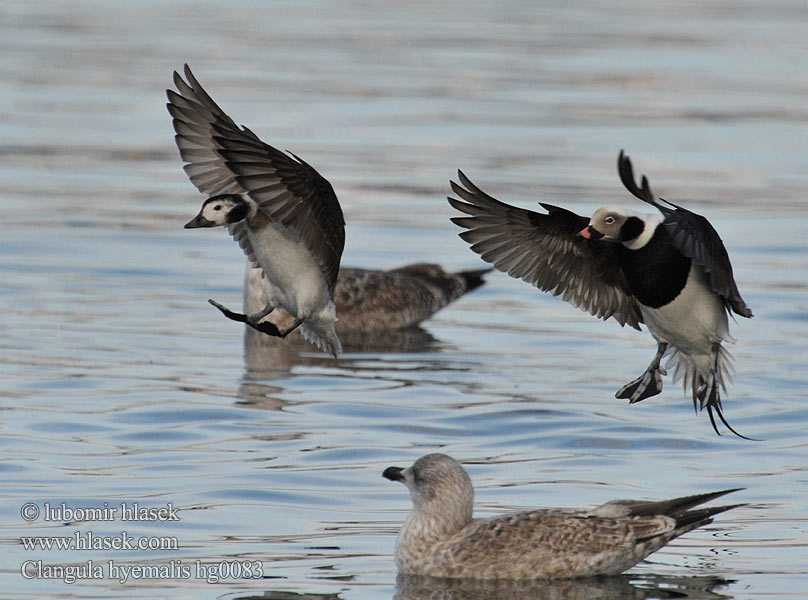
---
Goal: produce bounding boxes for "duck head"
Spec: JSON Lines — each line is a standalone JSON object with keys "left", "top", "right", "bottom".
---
{"left": 184, "top": 193, "right": 252, "bottom": 229}
{"left": 578, "top": 205, "right": 660, "bottom": 249}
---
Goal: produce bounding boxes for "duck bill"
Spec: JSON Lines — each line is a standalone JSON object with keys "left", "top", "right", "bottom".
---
{"left": 184, "top": 213, "right": 215, "bottom": 229}
{"left": 578, "top": 225, "right": 604, "bottom": 240}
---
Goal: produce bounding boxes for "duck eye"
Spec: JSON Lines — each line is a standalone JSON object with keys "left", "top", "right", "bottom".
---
{"left": 605, "top": 216, "right": 615, "bottom": 225}
{"left": 213, "top": 205, "right": 222, "bottom": 211}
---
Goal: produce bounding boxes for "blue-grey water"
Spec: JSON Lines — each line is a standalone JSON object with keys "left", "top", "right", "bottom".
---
{"left": 1, "top": 1, "right": 807, "bottom": 598}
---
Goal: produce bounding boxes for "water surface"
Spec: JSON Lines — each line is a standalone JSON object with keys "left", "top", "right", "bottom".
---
{"left": 1, "top": 1, "right": 807, "bottom": 599}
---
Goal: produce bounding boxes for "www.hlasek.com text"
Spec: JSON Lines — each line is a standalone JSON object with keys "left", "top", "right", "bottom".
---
{"left": 21, "top": 530, "right": 178, "bottom": 552}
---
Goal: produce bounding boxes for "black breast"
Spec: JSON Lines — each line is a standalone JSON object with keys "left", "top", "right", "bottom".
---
{"left": 617, "top": 227, "right": 691, "bottom": 309}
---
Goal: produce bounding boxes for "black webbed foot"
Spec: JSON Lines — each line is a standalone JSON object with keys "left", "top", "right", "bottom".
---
{"left": 208, "top": 299, "right": 282, "bottom": 337}
{"left": 615, "top": 367, "right": 665, "bottom": 404}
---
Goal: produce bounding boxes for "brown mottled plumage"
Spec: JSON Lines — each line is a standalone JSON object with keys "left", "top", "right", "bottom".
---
{"left": 384, "top": 454, "right": 742, "bottom": 580}
{"left": 244, "top": 262, "right": 489, "bottom": 333}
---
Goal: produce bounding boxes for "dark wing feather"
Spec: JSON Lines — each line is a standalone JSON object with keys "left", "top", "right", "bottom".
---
{"left": 167, "top": 64, "right": 345, "bottom": 292}
{"left": 448, "top": 171, "right": 643, "bottom": 329}
{"left": 598, "top": 488, "right": 742, "bottom": 519}
{"left": 618, "top": 150, "right": 752, "bottom": 318}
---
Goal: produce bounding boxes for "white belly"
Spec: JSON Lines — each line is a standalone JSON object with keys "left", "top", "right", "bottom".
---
{"left": 640, "top": 264, "right": 731, "bottom": 377}
{"left": 247, "top": 223, "right": 332, "bottom": 319}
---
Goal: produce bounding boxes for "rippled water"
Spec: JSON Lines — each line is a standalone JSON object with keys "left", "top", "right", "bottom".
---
{"left": 1, "top": 1, "right": 807, "bottom": 598}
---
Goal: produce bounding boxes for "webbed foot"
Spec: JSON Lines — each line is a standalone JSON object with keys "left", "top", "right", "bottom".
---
{"left": 615, "top": 367, "right": 665, "bottom": 404}
{"left": 208, "top": 299, "right": 282, "bottom": 337}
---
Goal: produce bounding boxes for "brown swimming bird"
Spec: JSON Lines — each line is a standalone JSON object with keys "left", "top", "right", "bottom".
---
{"left": 244, "top": 262, "right": 490, "bottom": 333}
{"left": 384, "top": 453, "right": 742, "bottom": 579}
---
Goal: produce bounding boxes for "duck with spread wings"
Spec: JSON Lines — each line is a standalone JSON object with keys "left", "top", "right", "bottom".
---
{"left": 449, "top": 151, "right": 753, "bottom": 437}
{"left": 167, "top": 65, "right": 345, "bottom": 357}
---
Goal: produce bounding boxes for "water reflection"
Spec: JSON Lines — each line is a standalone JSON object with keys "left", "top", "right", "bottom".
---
{"left": 233, "top": 592, "right": 343, "bottom": 600}
{"left": 237, "top": 259, "right": 470, "bottom": 410}
{"left": 3, "top": 1, "right": 807, "bottom": 598}
{"left": 395, "top": 573, "right": 734, "bottom": 600}
{"left": 237, "top": 325, "right": 443, "bottom": 409}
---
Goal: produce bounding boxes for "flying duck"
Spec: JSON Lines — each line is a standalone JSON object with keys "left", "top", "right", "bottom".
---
{"left": 383, "top": 453, "right": 742, "bottom": 579}
{"left": 167, "top": 64, "right": 345, "bottom": 357}
{"left": 244, "top": 261, "right": 491, "bottom": 333}
{"left": 448, "top": 151, "right": 753, "bottom": 437}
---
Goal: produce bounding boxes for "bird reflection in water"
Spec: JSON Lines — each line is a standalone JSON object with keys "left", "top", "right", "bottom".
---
{"left": 395, "top": 572, "right": 735, "bottom": 600}
{"left": 236, "top": 262, "right": 489, "bottom": 410}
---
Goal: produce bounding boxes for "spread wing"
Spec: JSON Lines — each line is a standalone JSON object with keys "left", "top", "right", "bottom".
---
{"left": 618, "top": 150, "right": 752, "bottom": 318}
{"left": 167, "top": 64, "right": 345, "bottom": 292}
{"left": 448, "top": 171, "right": 643, "bottom": 329}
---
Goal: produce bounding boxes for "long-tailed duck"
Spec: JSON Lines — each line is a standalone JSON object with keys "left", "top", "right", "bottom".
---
{"left": 449, "top": 151, "right": 753, "bottom": 437}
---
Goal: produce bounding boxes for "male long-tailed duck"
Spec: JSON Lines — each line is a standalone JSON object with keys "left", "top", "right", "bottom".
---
{"left": 448, "top": 151, "right": 753, "bottom": 437}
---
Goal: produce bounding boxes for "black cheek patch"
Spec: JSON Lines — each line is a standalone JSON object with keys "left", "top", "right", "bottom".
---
{"left": 620, "top": 216, "right": 645, "bottom": 242}
{"left": 227, "top": 202, "right": 250, "bottom": 224}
